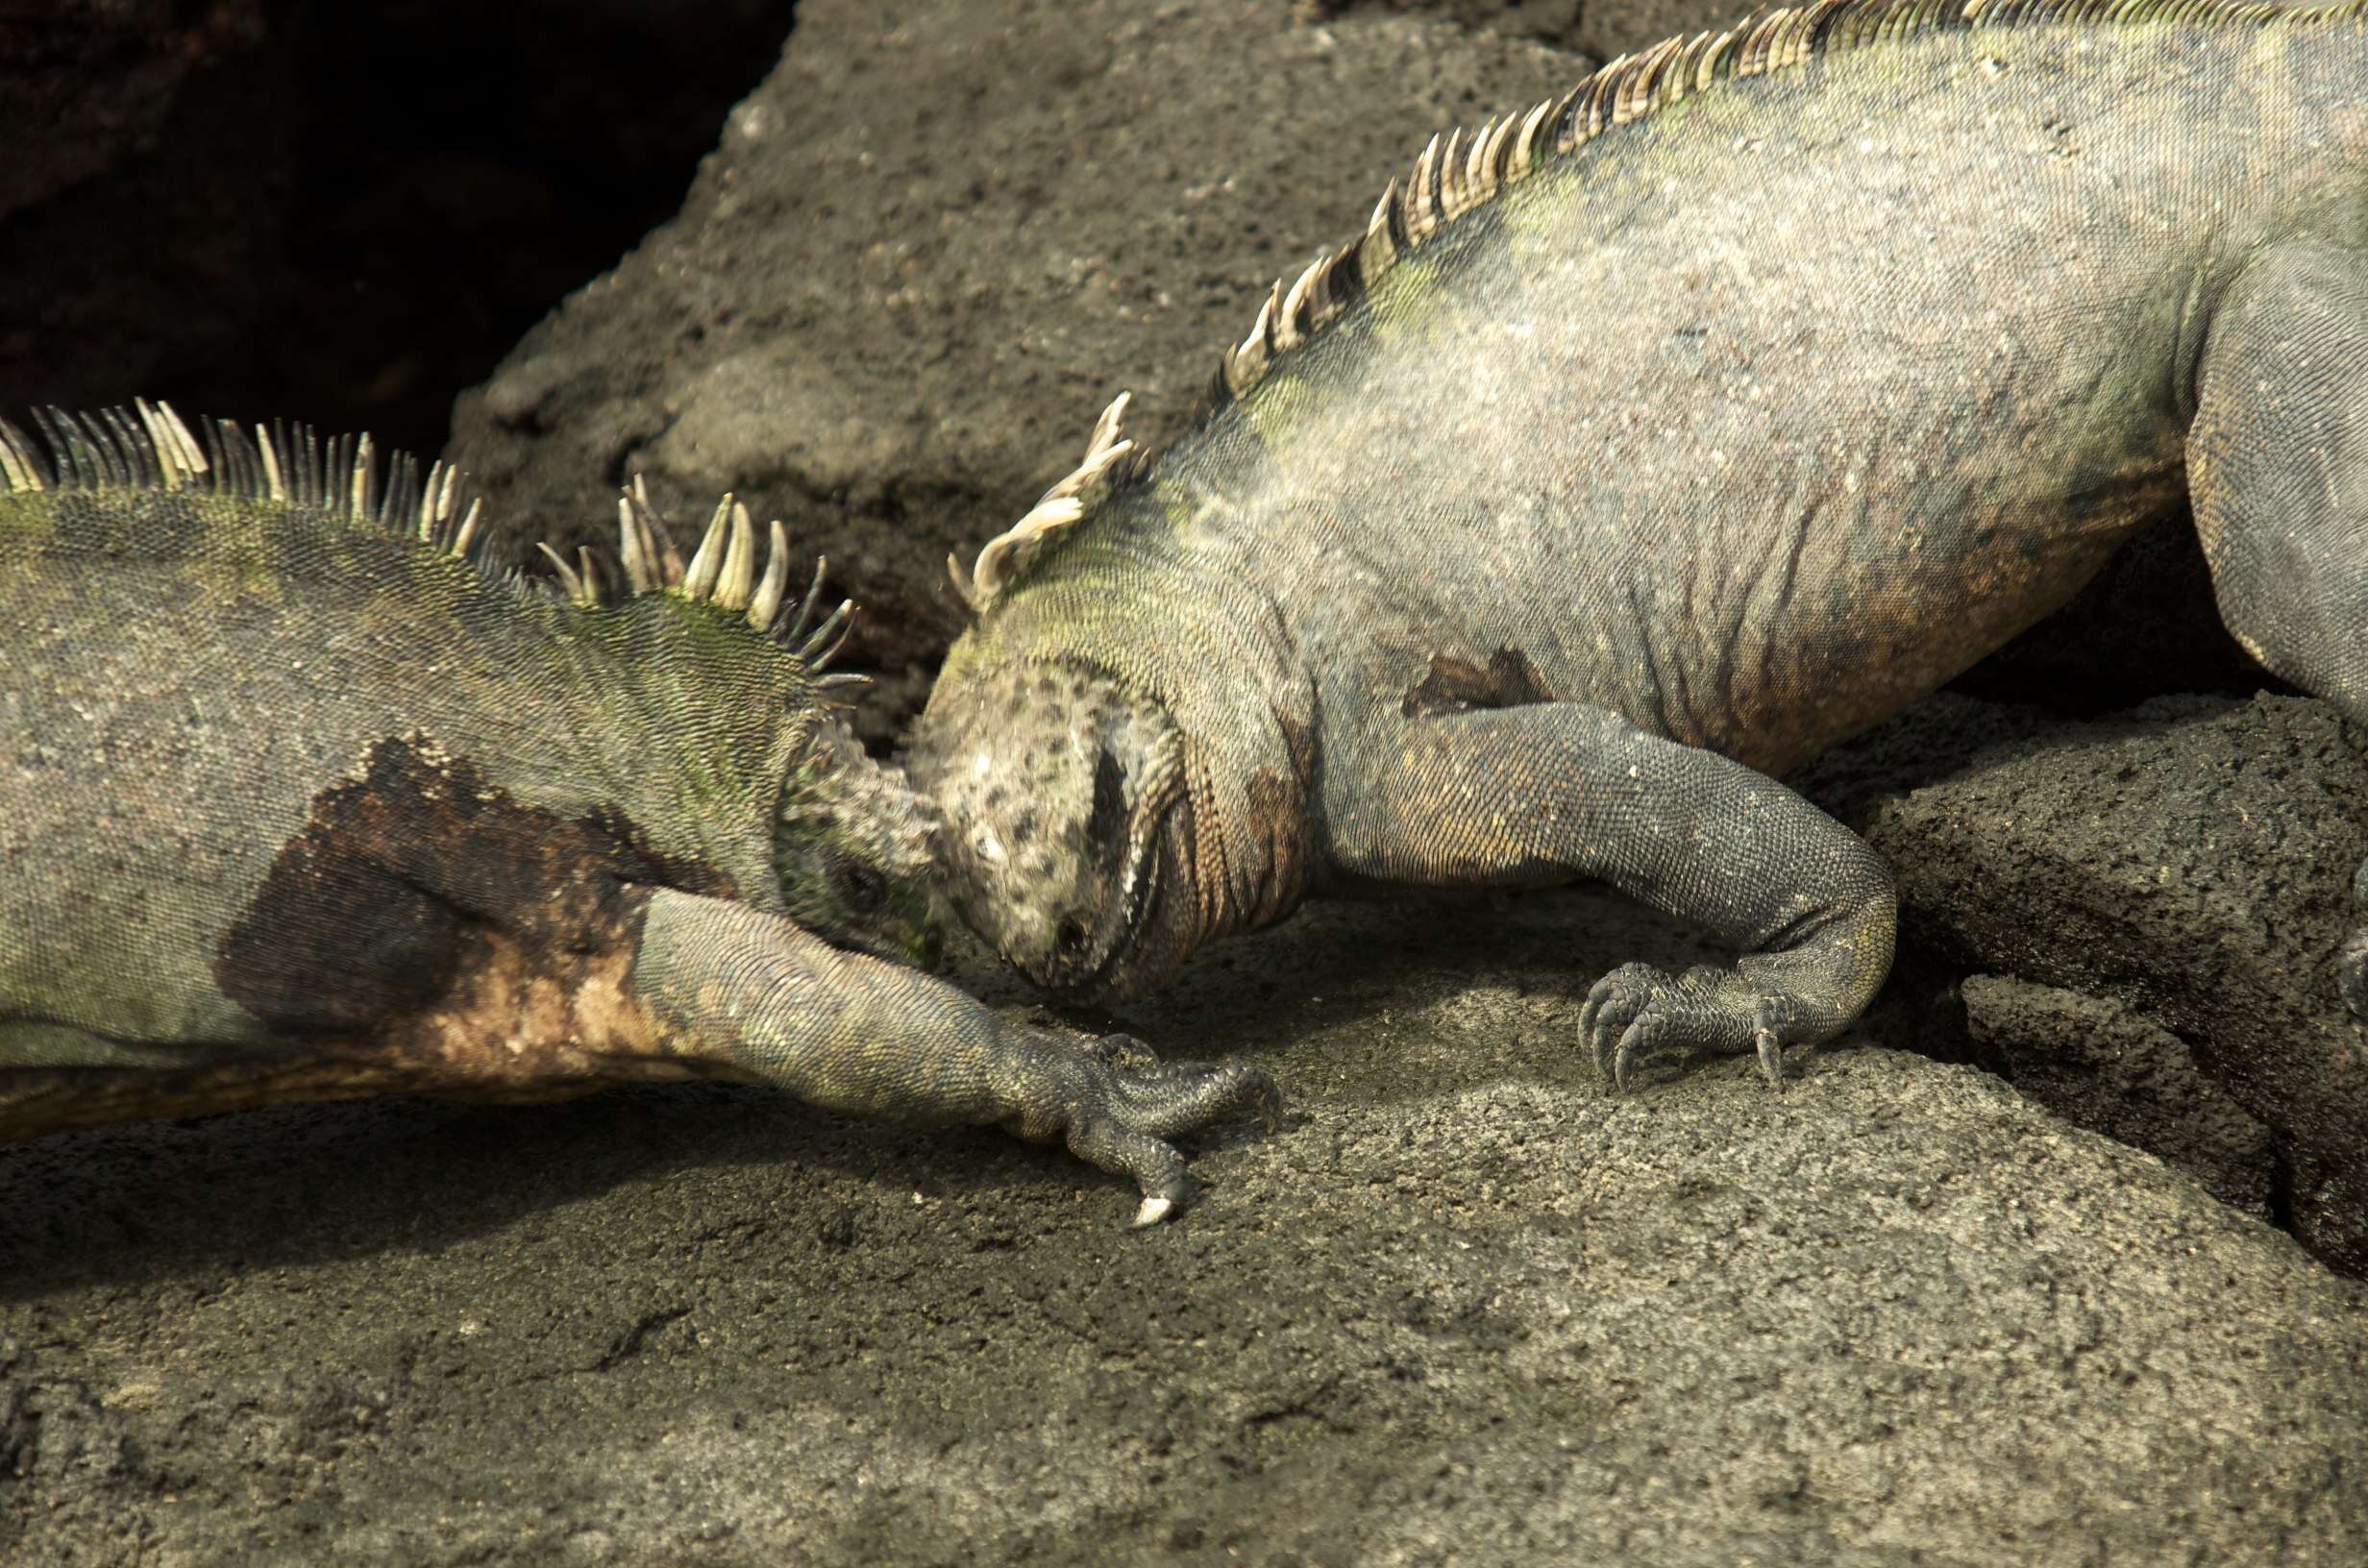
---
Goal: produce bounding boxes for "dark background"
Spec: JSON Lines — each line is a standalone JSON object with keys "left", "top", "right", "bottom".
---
{"left": 0, "top": 0, "right": 797, "bottom": 458}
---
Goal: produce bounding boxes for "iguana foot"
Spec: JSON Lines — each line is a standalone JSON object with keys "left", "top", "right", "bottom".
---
{"left": 632, "top": 891, "right": 1279, "bottom": 1226}
{"left": 1001, "top": 1030, "right": 1280, "bottom": 1226}
{"left": 1581, "top": 962, "right": 1788, "bottom": 1091}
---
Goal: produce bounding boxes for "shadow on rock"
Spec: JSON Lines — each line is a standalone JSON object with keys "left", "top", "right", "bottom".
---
{"left": 0, "top": 1083, "right": 1151, "bottom": 1302}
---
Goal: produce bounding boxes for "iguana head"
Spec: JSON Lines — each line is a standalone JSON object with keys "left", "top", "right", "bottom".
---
{"left": 912, "top": 658, "right": 1196, "bottom": 1003}
{"left": 775, "top": 722, "right": 946, "bottom": 969}
{"left": 565, "top": 481, "right": 946, "bottom": 968}
{"left": 910, "top": 392, "right": 1316, "bottom": 999}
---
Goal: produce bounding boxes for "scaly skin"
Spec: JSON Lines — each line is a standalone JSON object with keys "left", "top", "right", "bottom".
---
{"left": 914, "top": 2, "right": 2368, "bottom": 1186}
{"left": 0, "top": 407, "right": 1270, "bottom": 1224}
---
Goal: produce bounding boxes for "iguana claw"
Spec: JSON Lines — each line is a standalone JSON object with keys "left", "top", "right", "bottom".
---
{"left": 1582, "top": 962, "right": 1791, "bottom": 1091}
{"left": 1017, "top": 1035, "right": 1278, "bottom": 1226}
{"left": 1755, "top": 1019, "right": 1788, "bottom": 1092}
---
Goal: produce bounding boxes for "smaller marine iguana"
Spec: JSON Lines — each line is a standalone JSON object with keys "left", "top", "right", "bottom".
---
{"left": 0, "top": 404, "right": 1270, "bottom": 1225}
{"left": 912, "top": 1, "right": 2368, "bottom": 1195}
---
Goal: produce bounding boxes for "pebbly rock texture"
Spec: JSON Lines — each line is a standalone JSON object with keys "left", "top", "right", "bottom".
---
{"left": 1802, "top": 692, "right": 2368, "bottom": 1275}
{"left": 1957, "top": 974, "right": 2278, "bottom": 1220}
{"left": 3, "top": 889, "right": 2364, "bottom": 1566}
{"left": 1290, "top": 0, "right": 1761, "bottom": 60}
{"left": 1291, "top": 0, "right": 1591, "bottom": 46}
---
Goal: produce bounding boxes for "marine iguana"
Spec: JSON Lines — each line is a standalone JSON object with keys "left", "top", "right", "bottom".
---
{"left": 913, "top": 1, "right": 2368, "bottom": 1104}
{"left": 0, "top": 404, "right": 1269, "bottom": 1225}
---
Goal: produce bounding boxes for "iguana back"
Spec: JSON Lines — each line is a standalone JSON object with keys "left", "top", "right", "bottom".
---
{"left": 2, "top": 409, "right": 801, "bottom": 1067}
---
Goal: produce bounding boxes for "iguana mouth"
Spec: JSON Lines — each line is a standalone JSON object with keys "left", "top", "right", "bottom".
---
{"left": 1059, "top": 845, "right": 1162, "bottom": 1001}
{"left": 1057, "top": 749, "right": 1188, "bottom": 1003}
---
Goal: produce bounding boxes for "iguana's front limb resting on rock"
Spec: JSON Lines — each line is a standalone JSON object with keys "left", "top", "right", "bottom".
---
{"left": 2189, "top": 235, "right": 2368, "bottom": 1019}
{"left": 1326, "top": 704, "right": 1897, "bottom": 1087}
{"left": 632, "top": 889, "right": 1274, "bottom": 1224}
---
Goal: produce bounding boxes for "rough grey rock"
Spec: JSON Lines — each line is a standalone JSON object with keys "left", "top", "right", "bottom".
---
{"left": 1804, "top": 691, "right": 2368, "bottom": 1274}
{"left": 3, "top": 890, "right": 2363, "bottom": 1565}
{"left": 1293, "top": 0, "right": 1591, "bottom": 47}
{"left": 1958, "top": 974, "right": 2276, "bottom": 1219}
{"left": 1296, "top": 0, "right": 1782, "bottom": 58}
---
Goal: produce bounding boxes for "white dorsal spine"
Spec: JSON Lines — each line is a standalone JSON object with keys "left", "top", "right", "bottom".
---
{"left": 0, "top": 404, "right": 858, "bottom": 674}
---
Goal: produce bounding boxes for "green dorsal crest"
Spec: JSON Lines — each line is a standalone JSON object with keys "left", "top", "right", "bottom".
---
{"left": 580, "top": 481, "right": 864, "bottom": 680}
{"left": 0, "top": 403, "right": 865, "bottom": 685}
{"left": 955, "top": 0, "right": 2368, "bottom": 611}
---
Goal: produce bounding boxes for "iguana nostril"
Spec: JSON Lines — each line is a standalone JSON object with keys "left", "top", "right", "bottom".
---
{"left": 1054, "top": 918, "right": 1089, "bottom": 962}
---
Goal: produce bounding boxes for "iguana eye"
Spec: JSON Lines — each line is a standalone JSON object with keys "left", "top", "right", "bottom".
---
{"left": 842, "top": 865, "right": 886, "bottom": 911}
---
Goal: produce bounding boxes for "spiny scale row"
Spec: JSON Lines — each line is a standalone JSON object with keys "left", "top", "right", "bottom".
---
{"left": 0, "top": 404, "right": 860, "bottom": 677}
{"left": 555, "top": 479, "right": 859, "bottom": 672}
{"left": 1209, "top": 6, "right": 1823, "bottom": 415}
{"left": 955, "top": 391, "right": 1141, "bottom": 611}
{"left": 1214, "top": 0, "right": 2345, "bottom": 416}
{"left": 959, "top": 0, "right": 2352, "bottom": 614}
{"left": 960, "top": 2, "right": 1832, "bottom": 610}
{"left": 0, "top": 401, "right": 489, "bottom": 558}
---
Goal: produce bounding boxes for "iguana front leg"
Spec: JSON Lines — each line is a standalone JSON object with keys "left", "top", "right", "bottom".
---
{"left": 2188, "top": 234, "right": 2368, "bottom": 1018}
{"left": 632, "top": 889, "right": 1273, "bottom": 1224}
{"left": 1325, "top": 703, "right": 1896, "bottom": 1087}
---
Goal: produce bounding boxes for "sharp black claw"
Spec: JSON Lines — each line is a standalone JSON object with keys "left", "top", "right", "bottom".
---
{"left": 1612, "top": 1017, "right": 1647, "bottom": 1091}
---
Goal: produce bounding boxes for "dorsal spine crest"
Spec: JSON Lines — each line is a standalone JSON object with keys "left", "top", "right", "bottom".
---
{"left": 0, "top": 405, "right": 862, "bottom": 676}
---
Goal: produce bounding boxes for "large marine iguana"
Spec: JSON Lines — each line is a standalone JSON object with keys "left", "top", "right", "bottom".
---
{"left": 0, "top": 404, "right": 1270, "bottom": 1224}
{"left": 912, "top": 2, "right": 2368, "bottom": 1163}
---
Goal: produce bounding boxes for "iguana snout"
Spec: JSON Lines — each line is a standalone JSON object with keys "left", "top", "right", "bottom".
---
{"left": 913, "top": 659, "right": 1193, "bottom": 1001}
